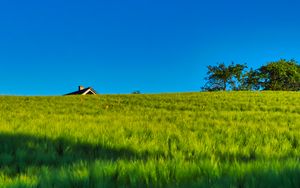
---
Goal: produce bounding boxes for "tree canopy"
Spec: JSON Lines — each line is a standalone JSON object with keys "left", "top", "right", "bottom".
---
{"left": 203, "top": 59, "right": 300, "bottom": 91}
{"left": 202, "top": 63, "right": 247, "bottom": 91}
{"left": 258, "top": 59, "right": 300, "bottom": 91}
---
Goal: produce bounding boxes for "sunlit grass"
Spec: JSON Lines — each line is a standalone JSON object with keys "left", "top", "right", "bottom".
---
{"left": 0, "top": 91, "right": 299, "bottom": 187}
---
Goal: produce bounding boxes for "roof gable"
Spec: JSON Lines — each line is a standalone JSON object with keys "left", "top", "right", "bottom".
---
{"left": 65, "top": 87, "right": 97, "bottom": 95}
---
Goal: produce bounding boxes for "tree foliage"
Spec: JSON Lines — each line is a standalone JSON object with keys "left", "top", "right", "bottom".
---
{"left": 258, "top": 59, "right": 300, "bottom": 91}
{"left": 203, "top": 59, "right": 300, "bottom": 91}
{"left": 240, "top": 68, "right": 261, "bottom": 91}
{"left": 202, "top": 62, "right": 247, "bottom": 91}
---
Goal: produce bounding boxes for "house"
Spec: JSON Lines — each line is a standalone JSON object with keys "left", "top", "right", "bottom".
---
{"left": 65, "top": 86, "right": 97, "bottom": 95}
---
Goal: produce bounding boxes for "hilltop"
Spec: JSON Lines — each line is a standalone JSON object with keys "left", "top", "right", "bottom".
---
{"left": 0, "top": 92, "right": 299, "bottom": 187}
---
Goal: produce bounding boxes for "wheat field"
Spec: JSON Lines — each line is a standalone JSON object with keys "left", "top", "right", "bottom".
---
{"left": 0, "top": 92, "right": 299, "bottom": 187}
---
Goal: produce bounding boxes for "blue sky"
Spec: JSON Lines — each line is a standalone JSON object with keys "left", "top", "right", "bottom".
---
{"left": 0, "top": 0, "right": 300, "bottom": 95}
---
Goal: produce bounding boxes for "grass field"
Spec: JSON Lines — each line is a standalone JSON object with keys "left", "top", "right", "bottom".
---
{"left": 0, "top": 92, "right": 299, "bottom": 187}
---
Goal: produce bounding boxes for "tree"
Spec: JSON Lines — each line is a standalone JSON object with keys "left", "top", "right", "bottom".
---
{"left": 132, "top": 90, "right": 141, "bottom": 94}
{"left": 240, "top": 68, "right": 261, "bottom": 91}
{"left": 202, "top": 62, "right": 247, "bottom": 91}
{"left": 258, "top": 59, "right": 300, "bottom": 91}
{"left": 229, "top": 63, "right": 248, "bottom": 90}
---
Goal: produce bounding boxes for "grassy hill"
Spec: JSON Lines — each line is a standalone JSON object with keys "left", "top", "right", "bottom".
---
{"left": 0, "top": 92, "right": 299, "bottom": 187}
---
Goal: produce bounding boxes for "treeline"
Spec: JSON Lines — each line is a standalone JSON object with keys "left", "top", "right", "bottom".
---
{"left": 202, "top": 59, "right": 300, "bottom": 91}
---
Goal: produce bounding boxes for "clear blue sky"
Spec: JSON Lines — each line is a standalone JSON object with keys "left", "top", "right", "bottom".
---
{"left": 0, "top": 0, "right": 300, "bottom": 95}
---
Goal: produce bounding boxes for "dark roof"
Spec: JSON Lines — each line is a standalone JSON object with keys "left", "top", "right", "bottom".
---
{"left": 65, "top": 87, "right": 97, "bottom": 95}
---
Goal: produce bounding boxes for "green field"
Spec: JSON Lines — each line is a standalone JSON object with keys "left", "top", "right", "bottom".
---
{"left": 0, "top": 92, "right": 299, "bottom": 187}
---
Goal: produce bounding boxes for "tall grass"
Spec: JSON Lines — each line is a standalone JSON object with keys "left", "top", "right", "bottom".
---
{"left": 0, "top": 91, "right": 299, "bottom": 187}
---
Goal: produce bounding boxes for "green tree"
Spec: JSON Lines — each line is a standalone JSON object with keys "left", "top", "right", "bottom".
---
{"left": 202, "top": 62, "right": 247, "bottom": 91}
{"left": 240, "top": 68, "right": 261, "bottom": 90}
{"left": 230, "top": 63, "right": 248, "bottom": 90}
{"left": 258, "top": 59, "right": 300, "bottom": 91}
{"left": 132, "top": 90, "right": 141, "bottom": 94}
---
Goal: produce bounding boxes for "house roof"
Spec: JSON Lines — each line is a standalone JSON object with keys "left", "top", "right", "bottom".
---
{"left": 65, "top": 87, "right": 97, "bottom": 95}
